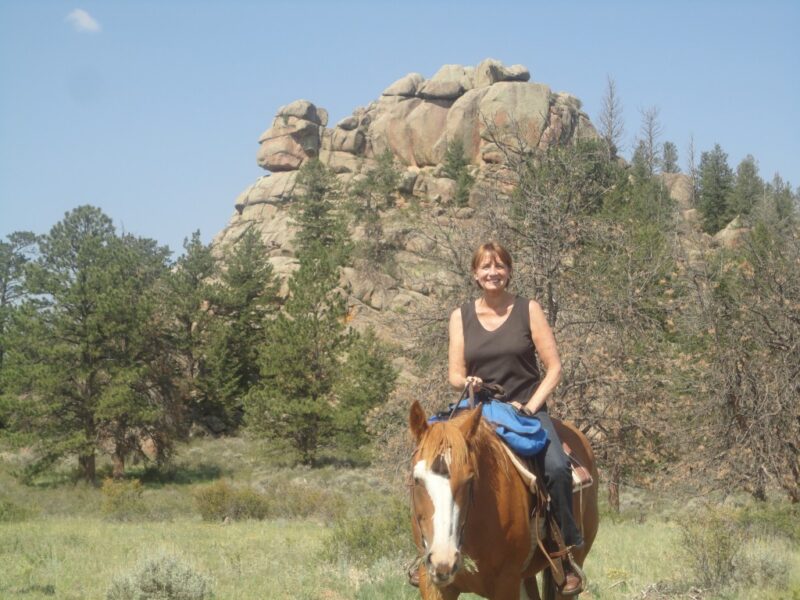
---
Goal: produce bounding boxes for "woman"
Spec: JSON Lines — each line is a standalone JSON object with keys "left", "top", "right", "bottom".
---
{"left": 448, "top": 241, "right": 583, "bottom": 595}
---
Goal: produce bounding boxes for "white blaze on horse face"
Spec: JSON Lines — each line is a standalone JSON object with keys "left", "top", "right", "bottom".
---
{"left": 414, "top": 458, "right": 460, "bottom": 569}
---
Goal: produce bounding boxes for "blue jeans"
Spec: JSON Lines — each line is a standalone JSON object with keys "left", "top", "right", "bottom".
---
{"left": 534, "top": 409, "right": 584, "bottom": 548}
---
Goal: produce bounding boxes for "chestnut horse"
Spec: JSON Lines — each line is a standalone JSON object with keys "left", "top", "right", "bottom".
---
{"left": 409, "top": 401, "right": 598, "bottom": 600}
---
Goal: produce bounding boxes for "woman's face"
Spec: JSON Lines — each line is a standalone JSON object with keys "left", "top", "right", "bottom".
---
{"left": 474, "top": 253, "right": 510, "bottom": 291}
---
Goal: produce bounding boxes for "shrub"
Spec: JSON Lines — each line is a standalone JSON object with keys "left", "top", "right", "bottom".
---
{"left": 732, "top": 539, "right": 791, "bottom": 590}
{"left": 106, "top": 552, "right": 213, "bottom": 600}
{"left": 101, "top": 478, "right": 148, "bottom": 521}
{"left": 259, "top": 478, "right": 346, "bottom": 522}
{"left": 738, "top": 501, "right": 800, "bottom": 543}
{"left": 678, "top": 504, "right": 744, "bottom": 589}
{"left": 0, "top": 497, "right": 32, "bottom": 522}
{"left": 192, "top": 481, "right": 269, "bottom": 521}
{"left": 322, "top": 495, "right": 414, "bottom": 565}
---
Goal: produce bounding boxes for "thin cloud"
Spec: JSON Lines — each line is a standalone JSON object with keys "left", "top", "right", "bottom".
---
{"left": 66, "top": 9, "right": 101, "bottom": 33}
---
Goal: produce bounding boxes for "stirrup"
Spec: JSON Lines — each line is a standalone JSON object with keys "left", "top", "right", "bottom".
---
{"left": 559, "top": 552, "right": 586, "bottom": 597}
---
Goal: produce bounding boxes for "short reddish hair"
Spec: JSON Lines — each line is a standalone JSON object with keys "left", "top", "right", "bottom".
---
{"left": 471, "top": 242, "right": 513, "bottom": 288}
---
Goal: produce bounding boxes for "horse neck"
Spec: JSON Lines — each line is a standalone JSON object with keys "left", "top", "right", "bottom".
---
{"left": 462, "top": 423, "right": 533, "bottom": 562}
{"left": 472, "top": 423, "right": 522, "bottom": 494}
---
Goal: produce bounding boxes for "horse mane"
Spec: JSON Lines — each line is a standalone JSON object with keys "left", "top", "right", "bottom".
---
{"left": 417, "top": 410, "right": 509, "bottom": 481}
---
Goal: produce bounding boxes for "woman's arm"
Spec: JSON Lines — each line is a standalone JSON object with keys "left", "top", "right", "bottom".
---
{"left": 512, "top": 300, "right": 562, "bottom": 414}
{"left": 448, "top": 308, "right": 481, "bottom": 390}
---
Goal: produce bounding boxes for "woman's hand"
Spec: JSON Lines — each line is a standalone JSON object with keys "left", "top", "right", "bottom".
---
{"left": 511, "top": 400, "right": 536, "bottom": 416}
{"left": 464, "top": 376, "right": 483, "bottom": 391}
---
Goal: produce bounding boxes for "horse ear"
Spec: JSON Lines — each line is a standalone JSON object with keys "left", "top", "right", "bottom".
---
{"left": 461, "top": 404, "right": 483, "bottom": 443}
{"left": 409, "top": 400, "right": 429, "bottom": 443}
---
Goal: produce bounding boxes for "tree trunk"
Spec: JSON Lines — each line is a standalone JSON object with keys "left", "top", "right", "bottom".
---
{"left": 78, "top": 453, "right": 96, "bottom": 484}
{"left": 607, "top": 463, "right": 621, "bottom": 513}
{"left": 112, "top": 450, "right": 125, "bottom": 480}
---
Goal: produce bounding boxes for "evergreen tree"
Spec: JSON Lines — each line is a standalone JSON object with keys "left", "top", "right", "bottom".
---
{"left": 631, "top": 140, "right": 650, "bottom": 180}
{"left": 729, "top": 155, "right": 763, "bottom": 219}
{"left": 0, "top": 232, "right": 36, "bottom": 376}
{"left": 765, "top": 174, "right": 797, "bottom": 226}
{"left": 292, "top": 158, "right": 348, "bottom": 258}
{"left": 661, "top": 141, "right": 680, "bottom": 174}
{"left": 442, "top": 138, "right": 474, "bottom": 207}
{"left": 2, "top": 206, "right": 179, "bottom": 481}
{"left": 348, "top": 150, "right": 400, "bottom": 267}
{"left": 202, "top": 228, "right": 279, "bottom": 429}
{"left": 245, "top": 161, "right": 394, "bottom": 465}
{"left": 244, "top": 245, "right": 350, "bottom": 465}
{"left": 698, "top": 144, "right": 734, "bottom": 233}
{"left": 0, "top": 232, "right": 37, "bottom": 429}
{"left": 164, "top": 231, "right": 216, "bottom": 425}
{"left": 95, "top": 233, "right": 183, "bottom": 478}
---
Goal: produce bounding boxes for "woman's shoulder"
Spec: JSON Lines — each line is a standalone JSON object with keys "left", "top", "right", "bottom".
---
{"left": 514, "top": 297, "right": 544, "bottom": 322}
{"left": 524, "top": 297, "right": 542, "bottom": 310}
{"left": 511, "top": 295, "right": 538, "bottom": 311}
{"left": 526, "top": 299, "right": 548, "bottom": 324}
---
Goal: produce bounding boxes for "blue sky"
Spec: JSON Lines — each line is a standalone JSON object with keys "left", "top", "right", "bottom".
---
{"left": 1, "top": 0, "right": 798, "bottom": 255}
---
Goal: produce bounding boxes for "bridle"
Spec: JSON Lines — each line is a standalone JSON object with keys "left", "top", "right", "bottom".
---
{"left": 411, "top": 381, "right": 483, "bottom": 562}
{"left": 410, "top": 451, "right": 475, "bottom": 559}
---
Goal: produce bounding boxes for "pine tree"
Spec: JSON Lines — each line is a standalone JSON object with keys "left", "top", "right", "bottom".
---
{"left": 348, "top": 150, "right": 400, "bottom": 266}
{"left": 245, "top": 160, "right": 394, "bottom": 465}
{"left": 0, "top": 232, "right": 37, "bottom": 429}
{"left": 0, "top": 232, "right": 36, "bottom": 377}
{"left": 728, "top": 156, "right": 763, "bottom": 219}
{"left": 661, "top": 141, "right": 680, "bottom": 174}
{"left": 698, "top": 144, "right": 734, "bottom": 233}
{"left": 292, "top": 158, "right": 347, "bottom": 257}
{"left": 2, "top": 206, "right": 180, "bottom": 481}
{"left": 164, "top": 231, "right": 216, "bottom": 425}
{"left": 764, "top": 174, "right": 796, "bottom": 226}
{"left": 201, "top": 228, "right": 279, "bottom": 429}
{"left": 443, "top": 139, "right": 474, "bottom": 207}
{"left": 631, "top": 140, "right": 650, "bottom": 180}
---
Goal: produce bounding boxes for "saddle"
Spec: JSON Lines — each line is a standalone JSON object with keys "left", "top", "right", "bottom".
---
{"left": 500, "top": 440, "right": 591, "bottom": 595}
{"left": 501, "top": 440, "right": 594, "bottom": 493}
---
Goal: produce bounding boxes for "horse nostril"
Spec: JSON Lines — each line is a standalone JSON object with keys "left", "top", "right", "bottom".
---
{"left": 425, "top": 552, "right": 433, "bottom": 567}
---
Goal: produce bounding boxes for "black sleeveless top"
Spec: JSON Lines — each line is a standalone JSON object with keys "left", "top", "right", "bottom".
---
{"left": 462, "top": 296, "right": 541, "bottom": 404}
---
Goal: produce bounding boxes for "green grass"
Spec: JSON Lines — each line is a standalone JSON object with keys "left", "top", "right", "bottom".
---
{"left": 1, "top": 438, "right": 799, "bottom": 599}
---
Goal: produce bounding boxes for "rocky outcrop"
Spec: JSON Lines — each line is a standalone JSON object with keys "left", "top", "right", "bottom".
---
{"left": 215, "top": 58, "right": 599, "bottom": 320}
{"left": 248, "top": 58, "right": 596, "bottom": 184}
{"left": 713, "top": 215, "right": 750, "bottom": 249}
{"left": 256, "top": 100, "right": 327, "bottom": 172}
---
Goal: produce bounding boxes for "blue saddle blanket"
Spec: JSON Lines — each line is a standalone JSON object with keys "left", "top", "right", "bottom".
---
{"left": 429, "top": 399, "right": 548, "bottom": 456}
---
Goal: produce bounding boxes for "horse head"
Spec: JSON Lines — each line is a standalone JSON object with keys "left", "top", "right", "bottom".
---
{"left": 409, "top": 400, "right": 482, "bottom": 587}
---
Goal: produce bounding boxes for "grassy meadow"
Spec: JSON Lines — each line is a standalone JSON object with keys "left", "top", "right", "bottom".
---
{"left": 1, "top": 437, "right": 798, "bottom": 600}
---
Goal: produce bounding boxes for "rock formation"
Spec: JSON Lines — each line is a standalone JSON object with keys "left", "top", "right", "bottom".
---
{"left": 213, "top": 58, "right": 698, "bottom": 343}
{"left": 216, "top": 59, "right": 595, "bottom": 262}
